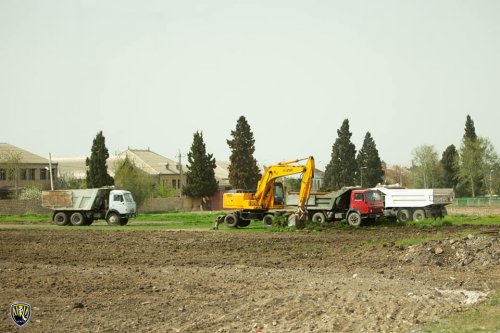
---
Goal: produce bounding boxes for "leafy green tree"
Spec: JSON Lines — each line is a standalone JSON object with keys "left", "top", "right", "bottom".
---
{"left": 323, "top": 119, "right": 357, "bottom": 190}
{"left": 113, "top": 156, "right": 152, "bottom": 207}
{"left": 227, "top": 116, "right": 261, "bottom": 190}
{"left": 356, "top": 132, "right": 384, "bottom": 187}
{"left": 86, "top": 131, "right": 114, "bottom": 188}
{"left": 0, "top": 150, "right": 22, "bottom": 198}
{"left": 284, "top": 177, "right": 301, "bottom": 193}
{"left": 19, "top": 184, "right": 42, "bottom": 200}
{"left": 411, "top": 145, "right": 442, "bottom": 188}
{"left": 441, "top": 145, "right": 459, "bottom": 189}
{"left": 458, "top": 137, "right": 498, "bottom": 197}
{"left": 182, "top": 131, "right": 218, "bottom": 198}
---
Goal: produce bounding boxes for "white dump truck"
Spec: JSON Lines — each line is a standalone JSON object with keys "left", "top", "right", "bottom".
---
{"left": 42, "top": 187, "right": 137, "bottom": 226}
{"left": 378, "top": 187, "right": 455, "bottom": 223}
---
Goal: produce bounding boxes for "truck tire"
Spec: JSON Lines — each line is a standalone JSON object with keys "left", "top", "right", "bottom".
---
{"left": 237, "top": 219, "right": 251, "bottom": 227}
{"left": 120, "top": 218, "right": 129, "bottom": 226}
{"left": 412, "top": 209, "right": 425, "bottom": 222}
{"left": 224, "top": 213, "right": 239, "bottom": 228}
{"left": 262, "top": 214, "right": 274, "bottom": 228}
{"left": 347, "top": 212, "right": 361, "bottom": 227}
{"left": 397, "top": 209, "right": 411, "bottom": 223}
{"left": 70, "top": 212, "right": 87, "bottom": 226}
{"left": 53, "top": 212, "right": 69, "bottom": 226}
{"left": 106, "top": 212, "right": 121, "bottom": 226}
{"left": 311, "top": 212, "right": 326, "bottom": 223}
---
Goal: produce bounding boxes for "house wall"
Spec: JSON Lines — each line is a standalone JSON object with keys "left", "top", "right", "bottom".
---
{"left": 0, "top": 163, "right": 57, "bottom": 191}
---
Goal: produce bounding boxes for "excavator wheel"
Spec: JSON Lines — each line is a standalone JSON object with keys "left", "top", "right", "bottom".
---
{"left": 262, "top": 214, "right": 274, "bottom": 228}
{"left": 224, "top": 213, "right": 239, "bottom": 228}
{"left": 238, "top": 219, "right": 251, "bottom": 227}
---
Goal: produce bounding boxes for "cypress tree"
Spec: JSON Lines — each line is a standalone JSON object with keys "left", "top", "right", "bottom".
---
{"left": 182, "top": 131, "right": 218, "bottom": 198}
{"left": 227, "top": 116, "right": 261, "bottom": 190}
{"left": 463, "top": 114, "right": 477, "bottom": 141}
{"left": 323, "top": 119, "right": 357, "bottom": 190}
{"left": 86, "top": 131, "right": 114, "bottom": 188}
{"left": 356, "top": 132, "right": 384, "bottom": 187}
{"left": 459, "top": 115, "right": 484, "bottom": 196}
{"left": 441, "top": 144, "right": 459, "bottom": 189}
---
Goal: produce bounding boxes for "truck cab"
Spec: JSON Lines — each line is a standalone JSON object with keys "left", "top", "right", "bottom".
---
{"left": 286, "top": 187, "right": 385, "bottom": 226}
{"left": 350, "top": 189, "right": 384, "bottom": 217}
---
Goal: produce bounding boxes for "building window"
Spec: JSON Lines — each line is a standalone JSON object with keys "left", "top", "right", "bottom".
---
{"left": 20, "top": 169, "right": 27, "bottom": 180}
{"left": 172, "top": 179, "right": 177, "bottom": 188}
{"left": 40, "top": 168, "right": 47, "bottom": 180}
{"left": 0, "top": 169, "right": 5, "bottom": 181}
{"left": 28, "top": 169, "right": 35, "bottom": 180}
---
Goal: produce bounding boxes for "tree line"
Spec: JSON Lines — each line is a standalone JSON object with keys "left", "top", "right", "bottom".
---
{"left": 75, "top": 114, "right": 500, "bottom": 204}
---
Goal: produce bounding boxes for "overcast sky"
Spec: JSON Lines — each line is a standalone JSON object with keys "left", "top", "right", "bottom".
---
{"left": 1, "top": 0, "right": 499, "bottom": 169}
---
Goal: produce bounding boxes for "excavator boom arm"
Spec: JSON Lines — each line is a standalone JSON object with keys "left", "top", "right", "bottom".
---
{"left": 253, "top": 156, "right": 315, "bottom": 210}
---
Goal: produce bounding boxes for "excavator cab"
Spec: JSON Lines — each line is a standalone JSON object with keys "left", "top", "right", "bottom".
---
{"left": 273, "top": 183, "right": 284, "bottom": 206}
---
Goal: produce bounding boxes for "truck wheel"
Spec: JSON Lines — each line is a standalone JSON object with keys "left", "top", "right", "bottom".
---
{"left": 120, "top": 218, "right": 129, "bottom": 226}
{"left": 397, "top": 209, "right": 411, "bottom": 223}
{"left": 262, "top": 214, "right": 274, "bottom": 228}
{"left": 347, "top": 212, "right": 361, "bottom": 227}
{"left": 106, "top": 213, "right": 121, "bottom": 226}
{"left": 53, "top": 212, "right": 69, "bottom": 226}
{"left": 237, "top": 219, "right": 251, "bottom": 227}
{"left": 412, "top": 209, "right": 425, "bottom": 222}
{"left": 311, "top": 212, "right": 326, "bottom": 223}
{"left": 224, "top": 213, "right": 239, "bottom": 228}
{"left": 70, "top": 212, "right": 87, "bottom": 226}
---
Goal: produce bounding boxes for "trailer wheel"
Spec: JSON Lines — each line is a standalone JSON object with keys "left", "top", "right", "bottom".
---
{"left": 224, "top": 213, "right": 239, "bottom": 228}
{"left": 262, "top": 214, "right": 274, "bottom": 228}
{"left": 70, "top": 212, "right": 87, "bottom": 226}
{"left": 347, "top": 212, "right": 361, "bottom": 227}
{"left": 397, "top": 209, "right": 411, "bottom": 223}
{"left": 237, "top": 219, "right": 251, "bottom": 227}
{"left": 53, "top": 212, "right": 69, "bottom": 226}
{"left": 106, "top": 212, "right": 121, "bottom": 226}
{"left": 412, "top": 209, "right": 425, "bottom": 222}
{"left": 311, "top": 212, "right": 326, "bottom": 223}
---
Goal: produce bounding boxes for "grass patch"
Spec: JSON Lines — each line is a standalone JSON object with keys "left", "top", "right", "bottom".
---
{"left": 420, "top": 290, "right": 500, "bottom": 333}
{"left": 405, "top": 215, "right": 500, "bottom": 227}
{"left": 0, "top": 214, "right": 51, "bottom": 223}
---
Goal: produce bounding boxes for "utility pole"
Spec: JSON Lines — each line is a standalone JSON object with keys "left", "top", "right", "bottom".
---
{"left": 490, "top": 169, "right": 493, "bottom": 205}
{"left": 49, "top": 153, "right": 54, "bottom": 190}
{"left": 177, "top": 150, "right": 184, "bottom": 197}
{"left": 360, "top": 166, "right": 367, "bottom": 188}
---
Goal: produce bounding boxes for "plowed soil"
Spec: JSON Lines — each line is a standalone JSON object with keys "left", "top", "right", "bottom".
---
{"left": 0, "top": 225, "right": 499, "bottom": 333}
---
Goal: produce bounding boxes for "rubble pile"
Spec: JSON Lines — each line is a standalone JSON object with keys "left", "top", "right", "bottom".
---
{"left": 400, "top": 233, "right": 499, "bottom": 269}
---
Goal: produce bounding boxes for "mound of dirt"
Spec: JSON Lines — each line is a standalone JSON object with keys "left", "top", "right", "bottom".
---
{"left": 400, "top": 233, "right": 499, "bottom": 270}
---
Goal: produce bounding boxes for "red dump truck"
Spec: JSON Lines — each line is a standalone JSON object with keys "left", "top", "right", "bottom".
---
{"left": 286, "top": 187, "right": 384, "bottom": 226}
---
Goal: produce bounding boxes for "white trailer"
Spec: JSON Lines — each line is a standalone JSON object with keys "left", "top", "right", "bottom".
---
{"left": 42, "top": 187, "right": 137, "bottom": 226}
{"left": 378, "top": 188, "right": 455, "bottom": 223}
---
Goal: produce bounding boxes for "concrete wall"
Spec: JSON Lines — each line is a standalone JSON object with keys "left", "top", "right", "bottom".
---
{"left": 138, "top": 197, "right": 183, "bottom": 213}
{"left": 447, "top": 204, "right": 500, "bottom": 217}
{"left": 0, "top": 199, "right": 52, "bottom": 215}
{"left": 0, "top": 197, "right": 211, "bottom": 215}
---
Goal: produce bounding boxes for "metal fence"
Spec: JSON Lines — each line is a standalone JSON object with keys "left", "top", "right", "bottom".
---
{"left": 454, "top": 196, "right": 500, "bottom": 206}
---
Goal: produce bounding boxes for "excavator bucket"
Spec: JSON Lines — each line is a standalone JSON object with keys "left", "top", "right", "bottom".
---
{"left": 287, "top": 209, "right": 307, "bottom": 229}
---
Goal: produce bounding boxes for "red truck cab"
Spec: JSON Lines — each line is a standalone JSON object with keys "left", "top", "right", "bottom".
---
{"left": 347, "top": 189, "right": 384, "bottom": 226}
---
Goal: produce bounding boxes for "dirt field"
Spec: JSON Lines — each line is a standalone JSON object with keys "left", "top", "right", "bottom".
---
{"left": 0, "top": 225, "right": 499, "bottom": 332}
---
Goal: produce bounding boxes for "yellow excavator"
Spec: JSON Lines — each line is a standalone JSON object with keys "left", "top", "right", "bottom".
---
{"left": 214, "top": 156, "right": 315, "bottom": 229}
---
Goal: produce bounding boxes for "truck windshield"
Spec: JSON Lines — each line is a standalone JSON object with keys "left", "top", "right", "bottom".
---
{"left": 366, "top": 191, "right": 382, "bottom": 201}
{"left": 124, "top": 193, "right": 134, "bottom": 202}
